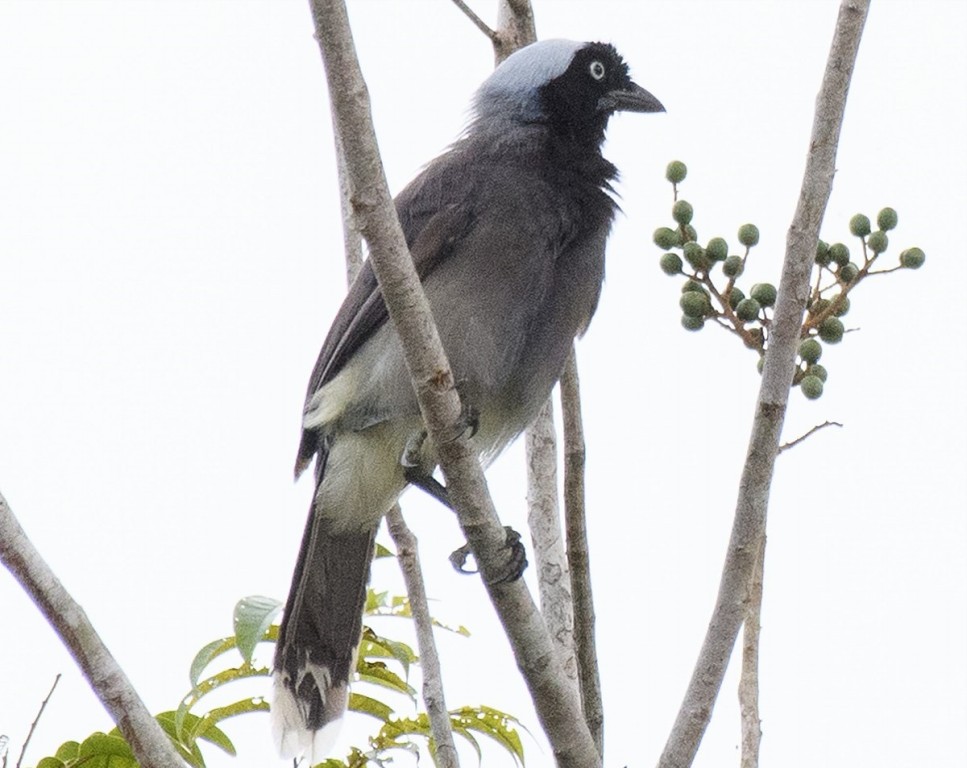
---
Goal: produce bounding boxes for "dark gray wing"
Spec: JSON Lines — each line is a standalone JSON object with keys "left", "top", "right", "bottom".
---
{"left": 294, "top": 155, "right": 476, "bottom": 476}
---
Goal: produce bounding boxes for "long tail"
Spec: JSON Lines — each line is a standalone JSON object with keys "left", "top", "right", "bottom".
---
{"left": 272, "top": 477, "right": 377, "bottom": 760}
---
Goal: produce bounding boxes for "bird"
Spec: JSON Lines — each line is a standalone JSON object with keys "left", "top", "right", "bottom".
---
{"left": 272, "top": 37, "right": 664, "bottom": 759}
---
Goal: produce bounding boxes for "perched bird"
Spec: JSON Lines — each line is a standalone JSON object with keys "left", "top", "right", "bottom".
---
{"left": 273, "top": 38, "right": 663, "bottom": 758}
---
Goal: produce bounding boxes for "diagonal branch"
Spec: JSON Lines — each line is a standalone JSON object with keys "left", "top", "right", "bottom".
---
{"left": 449, "top": 0, "right": 499, "bottom": 44}
{"left": 385, "top": 510, "right": 459, "bottom": 768}
{"left": 0, "top": 492, "right": 184, "bottom": 768}
{"left": 657, "top": 2, "right": 870, "bottom": 765}
{"left": 306, "top": 2, "right": 599, "bottom": 765}
{"left": 326, "top": 76, "right": 458, "bottom": 764}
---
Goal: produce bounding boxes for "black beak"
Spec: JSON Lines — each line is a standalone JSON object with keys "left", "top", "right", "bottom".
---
{"left": 599, "top": 81, "right": 665, "bottom": 114}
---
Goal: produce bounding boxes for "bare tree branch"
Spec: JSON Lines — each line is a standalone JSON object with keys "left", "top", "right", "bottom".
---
{"left": 657, "top": 2, "right": 870, "bottom": 765}
{"left": 386, "top": 510, "right": 459, "bottom": 768}
{"left": 560, "top": 349, "right": 603, "bottom": 755}
{"left": 525, "top": 400, "right": 577, "bottom": 682}
{"left": 0, "top": 492, "right": 185, "bottom": 768}
{"left": 778, "top": 420, "right": 843, "bottom": 454}
{"left": 306, "top": 2, "right": 599, "bottom": 764}
{"left": 324, "top": 64, "right": 459, "bottom": 763}
{"left": 739, "top": 537, "right": 765, "bottom": 768}
{"left": 494, "top": 0, "right": 537, "bottom": 64}
{"left": 449, "top": 0, "right": 499, "bottom": 43}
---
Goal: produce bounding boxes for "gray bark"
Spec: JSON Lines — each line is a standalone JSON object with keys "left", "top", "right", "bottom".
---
{"left": 0, "top": 492, "right": 185, "bottom": 768}
{"left": 306, "top": 2, "right": 600, "bottom": 764}
{"left": 657, "top": 2, "right": 870, "bottom": 765}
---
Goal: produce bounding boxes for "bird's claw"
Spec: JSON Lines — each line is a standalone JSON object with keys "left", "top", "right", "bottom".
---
{"left": 449, "top": 526, "right": 528, "bottom": 584}
{"left": 440, "top": 400, "right": 479, "bottom": 444}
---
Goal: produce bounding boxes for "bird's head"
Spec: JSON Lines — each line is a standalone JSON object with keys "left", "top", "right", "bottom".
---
{"left": 473, "top": 39, "right": 664, "bottom": 143}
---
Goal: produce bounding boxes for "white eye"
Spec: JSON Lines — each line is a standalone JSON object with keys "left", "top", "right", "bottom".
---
{"left": 589, "top": 60, "right": 606, "bottom": 80}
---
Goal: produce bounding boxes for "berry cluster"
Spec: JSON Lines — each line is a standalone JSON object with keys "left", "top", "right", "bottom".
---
{"left": 654, "top": 160, "right": 925, "bottom": 399}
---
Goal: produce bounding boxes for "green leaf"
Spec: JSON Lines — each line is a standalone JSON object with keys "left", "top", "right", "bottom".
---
{"left": 195, "top": 697, "right": 269, "bottom": 750}
{"left": 54, "top": 741, "right": 81, "bottom": 762}
{"left": 347, "top": 692, "right": 395, "bottom": 722}
{"left": 78, "top": 733, "right": 135, "bottom": 760}
{"left": 356, "top": 659, "right": 417, "bottom": 700}
{"left": 36, "top": 759, "right": 66, "bottom": 768}
{"left": 449, "top": 706, "right": 525, "bottom": 765}
{"left": 175, "top": 664, "right": 269, "bottom": 737}
{"left": 374, "top": 542, "right": 396, "bottom": 559}
{"left": 233, "top": 595, "right": 281, "bottom": 664}
{"left": 155, "top": 712, "right": 207, "bottom": 768}
{"left": 189, "top": 637, "right": 237, "bottom": 688}
{"left": 359, "top": 627, "right": 417, "bottom": 674}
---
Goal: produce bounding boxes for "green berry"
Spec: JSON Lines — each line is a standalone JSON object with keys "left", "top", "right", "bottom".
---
{"left": 728, "top": 286, "right": 745, "bottom": 309}
{"left": 680, "top": 290, "right": 710, "bottom": 318}
{"left": 738, "top": 223, "right": 760, "bottom": 247}
{"left": 819, "top": 316, "right": 845, "bottom": 344}
{"left": 799, "top": 338, "right": 822, "bottom": 364}
{"left": 801, "top": 375, "right": 824, "bottom": 400}
{"left": 877, "top": 207, "right": 898, "bottom": 231}
{"left": 839, "top": 262, "right": 859, "bottom": 283}
{"left": 828, "top": 242, "right": 850, "bottom": 267}
{"left": 868, "top": 230, "right": 889, "bottom": 254}
{"left": 673, "top": 199, "right": 694, "bottom": 226}
{"left": 735, "top": 297, "right": 761, "bottom": 322}
{"left": 654, "top": 227, "right": 680, "bottom": 250}
{"left": 683, "top": 241, "right": 710, "bottom": 271}
{"left": 681, "top": 315, "right": 705, "bottom": 331}
{"left": 806, "top": 363, "right": 828, "bottom": 382}
{"left": 706, "top": 237, "right": 728, "bottom": 262}
{"left": 660, "top": 252, "right": 683, "bottom": 275}
{"left": 830, "top": 294, "right": 850, "bottom": 317}
{"left": 666, "top": 160, "right": 687, "bottom": 184}
{"left": 900, "top": 247, "right": 925, "bottom": 269}
{"left": 683, "top": 224, "right": 698, "bottom": 243}
{"left": 681, "top": 279, "right": 705, "bottom": 294}
{"left": 849, "top": 213, "right": 871, "bottom": 237}
{"left": 809, "top": 298, "right": 831, "bottom": 317}
{"left": 815, "top": 239, "right": 831, "bottom": 266}
{"left": 750, "top": 282, "right": 778, "bottom": 308}
{"left": 722, "top": 254, "right": 744, "bottom": 278}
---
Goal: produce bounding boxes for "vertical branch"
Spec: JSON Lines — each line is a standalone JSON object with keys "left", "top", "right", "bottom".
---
{"left": 561, "top": 349, "right": 603, "bottom": 755}
{"left": 739, "top": 536, "right": 765, "bottom": 768}
{"left": 525, "top": 399, "right": 577, "bottom": 681}
{"left": 0, "top": 493, "right": 184, "bottom": 768}
{"left": 306, "top": 2, "right": 600, "bottom": 764}
{"left": 495, "top": 0, "right": 537, "bottom": 63}
{"left": 657, "top": 2, "right": 870, "bottom": 766}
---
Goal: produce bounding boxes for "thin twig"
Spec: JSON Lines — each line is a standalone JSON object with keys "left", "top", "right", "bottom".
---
{"left": 16, "top": 674, "right": 61, "bottom": 768}
{"left": 449, "top": 0, "right": 498, "bottom": 43}
{"left": 561, "top": 349, "right": 604, "bottom": 757}
{"left": 386, "top": 509, "right": 459, "bottom": 768}
{"left": 778, "top": 420, "right": 843, "bottom": 453}
{"left": 658, "top": 3, "right": 870, "bottom": 765}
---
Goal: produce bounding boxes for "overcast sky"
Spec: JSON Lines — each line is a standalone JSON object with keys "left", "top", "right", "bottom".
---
{"left": 1, "top": 2, "right": 965, "bottom": 767}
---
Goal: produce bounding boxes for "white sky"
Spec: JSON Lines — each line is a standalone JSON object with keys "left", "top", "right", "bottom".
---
{"left": 1, "top": 1, "right": 965, "bottom": 767}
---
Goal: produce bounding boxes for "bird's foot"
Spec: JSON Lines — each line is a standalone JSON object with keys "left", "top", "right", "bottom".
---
{"left": 439, "top": 398, "right": 479, "bottom": 444}
{"left": 449, "top": 526, "right": 528, "bottom": 584}
{"left": 402, "top": 430, "right": 452, "bottom": 509}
